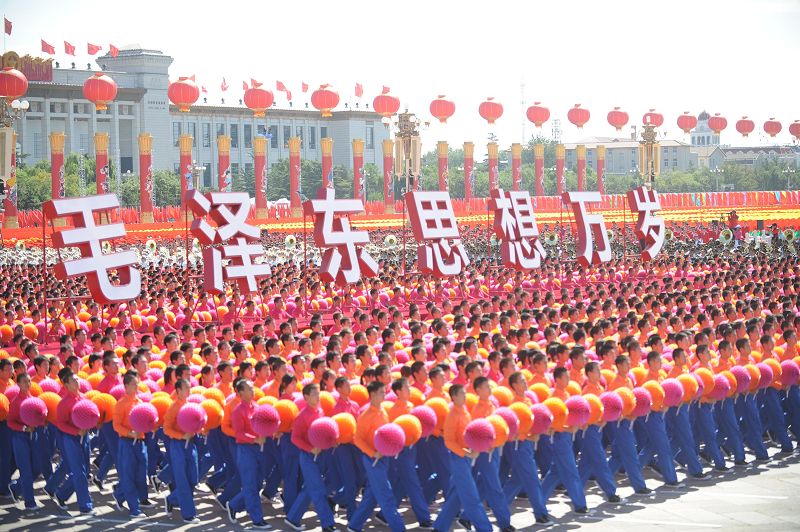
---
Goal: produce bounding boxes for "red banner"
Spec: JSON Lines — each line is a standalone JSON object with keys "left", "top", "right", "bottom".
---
{"left": 50, "top": 132, "right": 65, "bottom": 200}
{"left": 488, "top": 142, "right": 498, "bottom": 192}
{"left": 139, "top": 134, "right": 154, "bottom": 221}
{"left": 3, "top": 130, "right": 17, "bottom": 224}
{"left": 254, "top": 136, "right": 267, "bottom": 216}
{"left": 321, "top": 137, "right": 333, "bottom": 189}
{"left": 179, "top": 134, "right": 192, "bottom": 211}
{"left": 438, "top": 141, "right": 448, "bottom": 192}
{"left": 464, "top": 142, "right": 474, "bottom": 200}
{"left": 556, "top": 144, "right": 565, "bottom": 196}
{"left": 289, "top": 137, "right": 301, "bottom": 211}
{"left": 382, "top": 139, "right": 393, "bottom": 209}
{"left": 576, "top": 144, "right": 586, "bottom": 192}
{"left": 95, "top": 133, "right": 109, "bottom": 195}
{"left": 353, "top": 139, "right": 364, "bottom": 201}
{"left": 217, "top": 135, "right": 231, "bottom": 191}
{"left": 511, "top": 143, "right": 521, "bottom": 192}
{"left": 597, "top": 145, "right": 606, "bottom": 195}
{"left": 534, "top": 143, "right": 544, "bottom": 197}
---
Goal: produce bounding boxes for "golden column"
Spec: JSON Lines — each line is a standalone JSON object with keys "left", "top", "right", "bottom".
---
{"left": 253, "top": 135, "right": 268, "bottom": 219}
{"left": 288, "top": 136, "right": 302, "bottom": 216}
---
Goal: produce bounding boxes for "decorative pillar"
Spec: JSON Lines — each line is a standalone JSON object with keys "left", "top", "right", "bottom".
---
{"left": 511, "top": 143, "right": 521, "bottom": 191}
{"left": 353, "top": 138, "right": 364, "bottom": 201}
{"left": 488, "top": 142, "right": 498, "bottom": 193}
{"left": 321, "top": 137, "right": 333, "bottom": 189}
{"left": 50, "top": 132, "right": 66, "bottom": 200}
{"left": 3, "top": 131, "right": 17, "bottom": 228}
{"left": 576, "top": 144, "right": 586, "bottom": 192}
{"left": 138, "top": 133, "right": 154, "bottom": 223}
{"left": 382, "top": 139, "right": 394, "bottom": 213}
{"left": 555, "top": 144, "right": 565, "bottom": 196}
{"left": 179, "top": 133, "right": 193, "bottom": 213}
{"left": 254, "top": 135, "right": 268, "bottom": 218}
{"left": 437, "top": 141, "right": 448, "bottom": 192}
{"left": 94, "top": 132, "right": 109, "bottom": 195}
{"left": 534, "top": 143, "right": 544, "bottom": 196}
{"left": 217, "top": 135, "right": 231, "bottom": 191}
{"left": 289, "top": 136, "right": 302, "bottom": 216}
{"left": 596, "top": 145, "right": 606, "bottom": 195}
{"left": 464, "top": 141, "right": 474, "bottom": 200}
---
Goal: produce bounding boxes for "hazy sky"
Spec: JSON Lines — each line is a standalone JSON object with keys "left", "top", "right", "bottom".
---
{"left": 3, "top": 0, "right": 799, "bottom": 149}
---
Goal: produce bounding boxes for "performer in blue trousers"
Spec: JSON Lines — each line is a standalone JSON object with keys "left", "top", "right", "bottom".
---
{"left": 162, "top": 379, "right": 200, "bottom": 523}
{"left": 112, "top": 371, "right": 149, "bottom": 517}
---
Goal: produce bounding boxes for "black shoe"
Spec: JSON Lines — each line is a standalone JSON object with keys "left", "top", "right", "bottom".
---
{"left": 139, "top": 498, "right": 155, "bottom": 508}
{"left": 665, "top": 481, "right": 685, "bottom": 487}
{"left": 458, "top": 517, "right": 473, "bottom": 530}
{"left": 419, "top": 521, "right": 434, "bottom": 530}
{"left": 778, "top": 447, "right": 794, "bottom": 455}
{"left": 375, "top": 512, "right": 388, "bottom": 526}
{"left": 252, "top": 523, "right": 272, "bottom": 530}
{"left": 501, "top": 526, "right": 516, "bottom": 532}
{"left": 734, "top": 459, "right": 748, "bottom": 466}
{"left": 607, "top": 494, "right": 622, "bottom": 503}
{"left": 92, "top": 475, "right": 104, "bottom": 491}
{"left": 42, "top": 486, "right": 55, "bottom": 499}
{"left": 54, "top": 497, "right": 69, "bottom": 511}
{"left": 112, "top": 493, "right": 125, "bottom": 512}
{"left": 283, "top": 518, "right": 306, "bottom": 531}
{"left": 535, "top": 515, "right": 552, "bottom": 524}
{"left": 205, "top": 481, "right": 217, "bottom": 496}
{"left": 755, "top": 456, "right": 770, "bottom": 463}
{"left": 163, "top": 495, "right": 173, "bottom": 515}
{"left": 226, "top": 501, "right": 237, "bottom": 524}
{"left": 635, "top": 487, "right": 653, "bottom": 495}
{"left": 575, "top": 506, "right": 589, "bottom": 514}
{"left": 692, "top": 472, "right": 709, "bottom": 480}
{"left": 321, "top": 528, "right": 335, "bottom": 532}
{"left": 715, "top": 465, "right": 731, "bottom": 472}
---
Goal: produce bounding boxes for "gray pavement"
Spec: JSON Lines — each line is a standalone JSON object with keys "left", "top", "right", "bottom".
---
{"left": 1, "top": 447, "right": 799, "bottom": 531}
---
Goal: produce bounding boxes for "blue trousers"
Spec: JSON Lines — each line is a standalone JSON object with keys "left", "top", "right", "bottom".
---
{"left": 288, "top": 450, "right": 336, "bottom": 528}
{"left": 501, "top": 440, "right": 548, "bottom": 519}
{"left": 606, "top": 419, "right": 647, "bottom": 491}
{"left": 205, "top": 428, "right": 228, "bottom": 491}
{"left": 0, "top": 422, "right": 15, "bottom": 495}
{"left": 473, "top": 448, "right": 511, "bottom": 528}
{"left": 577, "top": 425, "right": 617, "bottom": 496}
{"left": 714, "top": 398, "right": 745, "bottom": 462}
{"left": 261, "top": 437, "right": 281, "bottom": 499}
{"left": 733, "top": 394, "right": 767, "bottom": 459}
{"left": 433, "top": 452, "right": 492, "bottom": 532}
{"left": 45, "top": 429, "right": 69, "bottom": 497}
{"left": 389, "top": 445, "right": 431, "bottom": 523}
{"left": 349, "top": 454, "right": 405, "bottom": 532}
{"left": 218, "top": 436, "right": 241, "bottom": 505}
{"left": 230, "top": 443, "right": 266, "bottom": 522}
{"left": 786, "top": 386, "right": 800, "bottom": 440}
{"left": 691, "top": 403, "right": 726, "bottom": 468}
{"left": 541, "top": 431, "right": 587, "bottom": 508}
{"left": 420, "top": 436, "right": 449, "bottom": 504}
{"left": 637, "top": 412, "right": 678, "bottom": 484}
{"left": 666, "top": 406, "right": 703, "bottom": 475}
{"left": 11, "top": 430, "right": 37, "bottom": 508}
{"left": 114, "top": 437, "right": 148, "bottom": 515}
{"left": 332, "top": 443, "right": 362, "bottom": 519}
{"left": 61, "top": 432, "right": 93, "bottom": 512}
{"left": 166, "top": 437, "right": 198, "bottom": 520}
{"left": 759, "top": 388, "right": 793, "bottom": 450}
{"left": 279, "top": 433, "right": 301, "bottom": 510}
{"left": 96, "top": 422, "right": 119, "bottom": 481}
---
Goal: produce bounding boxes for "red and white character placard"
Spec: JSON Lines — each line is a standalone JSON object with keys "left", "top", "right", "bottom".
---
{"left": 43, "top": 194, "right": 141, "bottom": 304}
{"left": 186, "top": 191, "right": 270, "bottom": 294}
{"left": 561, "top": 191, "right": 611, "bottom": 266}
{"left": 490, "top": 188, "right": 547, "bottom": 271}
{"left": 405, "top": 190, "right": 470, "bottom": 277}
{"left": 303, "top": 188, "right": 378, "bottom": 286}
{"left": 627, "top": 186, "right": 665, "bottom": 261}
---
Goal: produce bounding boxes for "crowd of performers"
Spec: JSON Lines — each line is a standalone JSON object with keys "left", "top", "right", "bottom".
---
{"left": 1, "top": 246, "right": 800, "bottom": 531}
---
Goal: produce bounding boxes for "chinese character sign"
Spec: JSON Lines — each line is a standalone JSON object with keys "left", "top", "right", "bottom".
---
{"left": 304, "top": 188, "right": 378, "bottom": 286}
{"left": 627, "top": 186, "right": 665, "bottom": 261}
{"left": 405, "top": 190, "right": 470, "bottom": 277}
{"left": 562, "top": 191, "right": 612, "bottom": 267}
{"left": 186, "top": 191, "right": 270, "bottom": 294}
{"left": 490, "top": 189, "right": 547, "bottom": 271}
{"left": 43, "top": 194, "right": 141, "bottom": 304}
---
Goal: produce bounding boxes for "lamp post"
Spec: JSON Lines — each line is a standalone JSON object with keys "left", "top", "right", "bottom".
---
{"left": 638, "top": 119, "right": 660, "bottom": 191}
{"left": 710, "top": 166, "right": 724, "bottom": 192}
{"left": 0, "top": 98, "right": 29, "bottom": 128}
{"left": 783, "top": 166, "right": 797, "bottom": 190}
{"left": 390, "top": 111, "right": 422, "bottom": 274}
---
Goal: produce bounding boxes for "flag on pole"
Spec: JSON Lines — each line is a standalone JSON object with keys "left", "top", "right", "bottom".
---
{"left": 41, "top": 39, "right": 55, "bottom": 54}
{"left": 382, "top": 86, "right": 390, "bottom": 94}
{"left": 87, "top": 43, "right": 102, "bottom": 55}
{"left": 64, "top": 41, "right": 76, "bottom": 56}
{"left": 285, "top": 90, "right": 292, "bottom": 102}
{"left": 243, "top": 80, "right": 249, "bottom": 91}
{"left": 354, "top": 83, "right": 363, "bottom": 98}
{"left": 301, "top": 82, "right": 309, "bottom": 92}
{"left": 220, "top": 77, "right": 229, "bottom": 91}
{"left": 201, "top": 86, "right": 208, "bottom": 94}
{"left": 3, "top": 17, "right": 11, "bottom": 36}
{"left": 276, "top": 80, "right": 287, "bottom": 92}
{"left": 250, "top": 78, "right": 262, "bottom": 89}
{"left": 109, "top": 44, "right": 119, "bottom": 57}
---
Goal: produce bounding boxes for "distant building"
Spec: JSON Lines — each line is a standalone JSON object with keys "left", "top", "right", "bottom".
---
{"left": 564, "top": 137, "right": 697, "bottom": 175}
{"left": 720, "top": 145, "right": 799, "bottom": 168}
{"left": 690, "top": 111, "right": 720, "bottom": 147}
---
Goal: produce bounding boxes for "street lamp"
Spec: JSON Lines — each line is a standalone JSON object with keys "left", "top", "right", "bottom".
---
{"left": 783, "top": 166, "right": 796, "bottom": 190}
{"left": 710, "top": 166, "right": 724, "bottom": 192}
{"left": 0, "top": 98, "right": 29, "bottom": 128}
{"left": 638, "top": 121, "right": 660, "bottom": 191}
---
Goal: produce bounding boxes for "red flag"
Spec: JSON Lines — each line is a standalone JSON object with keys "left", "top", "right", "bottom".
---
{"left": 4, "top": 17, "right": 11, "bottom": 36}
{"left": 382, "top": 86, "right": 391, "bottom": 94}
{"left": 109, "top": 44, "right": 119, "bottom": 57}
{"left": 87, "top": 43, "right": 102, "bottom": 55}
{"left": 64, "top": 41, "right": 76, "bottom": 56}
{"left": 189, "top": 74, "right": 196, "bottom": 81}
{"left": 250, "top": 78, "right": 262, "bottom": 89}
{"left": 285, "top": 90, "right": 292, "bottom": 102}
{"left": 276, "top": 80, "right": 287, "bottom": 92}
{"left": 202, "top": 86, "right": 208, "bottom": 94}
{"left": 242, "top": 80, "right": 249, "bottom": 91}
{"left": 41, "top": 39, "right": 55, "bottom": 55}
{"left": 220, "top": 77, "right": 229, "bottom": 91}
{"left": 355, "top": 83, "right": 363, "bottom": 98}
{"left": 301, "top": 82, "right": 309, "bottom": 93}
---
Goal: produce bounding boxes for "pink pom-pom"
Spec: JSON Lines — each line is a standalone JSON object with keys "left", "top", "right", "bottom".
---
{"left": 186, "top": 394, "right": 204, "bottom": 404}
{"left": 294, "top": 396, "right": 306, "bottom": 410}
{"left": 599, "top": 391, "right": 623, "bottom": 422}
{"left": 395, "top": 351, "right": 409, "bottom": 364}
{"left": 3, "top": 385, "right": 19, "bottom": 403}
{"left": 252, "top": 404, "right": 281, "bottom": 438}
{"left": 631, "top": 387, "right": 652, "bottom": 417}
{"left": 142, "top": 380, "right": 159, "bottom": 393}
{"left": 71, "top": 399, "right": 100, "bottom": 430}
{"left": 39, "top": 378, "right": 61, "bottom": 394}
{"left": 524, "top": 390, "right": 539, "bottom": 404}
{"left": 410, "top": 405, "right": 437, "bottom": 438}
{"left": 177, "top": 403, "right": 207, "bottom": 434}
{"left": 137, "top": 392, "right": 153, "bottom": 403}
{"left": 374, "top": 423, "right": 406, "bottom": 457}
{"left": 109, "top": 384, "right": 126, "bottom": 400}
{"left": 710, "top": 374, "right": 731, "bottom": 401}
{"left": 781, "top": 360, "right": 799, "bottom": 387}
{"left": 661, "top": 378, "right": 685, "bottom": 408}
{"left": 146, "top": 368, "right": 164, "bottom": 381}
{"left": 495, "top": 407, "right": 520, "bottom": 440}
{"left": 530, "top": 403, "right": 553, "bottom": 435}
{"left": 308, "top": 417, "right": 339, "bottom": 450}
{"left": 129, "top": 403, "right": 158, "bottom": 434}
{"left": 565, "top": 395, "right": 591, "bottom": 427}
{"left": 729, "top": 366, "right": 751, "bottom": 394}
{"left": 693, "top": 373, "right": 705, "bottom": 399}
{"left": 77, "top": 378, "right": 91, "bottom": 394}
{"left": 464, "top": 418, "right": 495, "bottom": 453}
{"left": 756, "top": 363, "right": 773, "bottom": 389}
{"left": 20, "top": 397, "right": 48, "bottom": 427}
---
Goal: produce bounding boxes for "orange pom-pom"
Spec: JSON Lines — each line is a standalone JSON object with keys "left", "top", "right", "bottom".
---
{"left": 745, "top": 364, "right": 761, "bottom": 393}
{"left": 319, "top": 391, "right": 335, "bottom": 416}
{"left": 394, "top": 414, "right": 423, "bottom": 446}
{"left": 491, "top": 386, "right": 513, "bottom": 407}
{"left": 332, "top": 412, "right": 357, "bottom": 444}
{"left": 23, "top": 323, "right": 38, "bottom": 340}
{"left": 201, "top": 399, "right": 223, "bottom": 431}
{"left": 543, "top": 397, "right": 568, "bottom": 431}
{"left": 92, "top": 393, "right": 117, "bottom": 424}
{"left": 274, "top": 399, "right": 299, "bottom": 432}
{"left": 257, "top": 396, "right": 278, "bottom": 406}
{"left": 150, "top": 395, "right": 172, "bottom": 426}
{"left": 642, "top": 381, "right": 665, "bottom": 411}
{"left": 409, "top": 386, "right": 425, "bottom": 407}
{"left": 0, "top": 324, "right": 14, "bottom": 344}
{"left": 87, "top": 373, "right": 104, "bottom": 389}
{"left": 677, "top": 373, "right": 699, "bottom": 403}
{"left": 615, "top": 387, "right": 636, "bottom": 417}
{"left": 424, "top": 397, "right": 450, "bottom": 434}
{"left": 487, "top": 414, "right": 509, "bottom": 447}
{"left": 529, "top": 382, "right": 551, "bottom": 402}
{"left": 584, "top": 393, "right": 604, "bottom": 425}
{"left": 203, "top": 388, "right": 226, "bottom": 407}
{"left": 131, "top": 315, "right": 142, "bottom": 330}
{"left": 508, "top": 401, "right": 533, "bottom": 436}
{"left": 465, "top": 393, "right": 479, "bottom": 411}
{"left": 694, "top": 368, "right": 715, "bottom": 397}
{"left": 0, "top": 394, "right": 8, "bottom": 421}
{"left": 29, "top": 382, "right": 42, "bottom": 397}
{"left": 566, "top": 381, "right": 581, "bottom": 397}
{"left": 39, "top": 391, "right": 61, "bottom": 423}
{"left": 631, "top": 367, "right": 647, "bottom": 387}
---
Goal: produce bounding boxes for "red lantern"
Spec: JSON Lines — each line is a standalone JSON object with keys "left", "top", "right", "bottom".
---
{"left": 430, "top": 95, "right": 455, "bottom": 123}
{"left": 526, "top": 102, "right": 550, "bottom": 128}
{"left": 642, "top": 109, "right": 663, "bottom": 127}
{"left": 763, "top": 118, "right": 782, "bottom": 138}
{"left": 708, "top": 113, "right": 727, "bottom": 135}
{"left": 311, "top": 85, "right": 339, "bottom": 117}
{"left": 0, "top": 67, "right": 28, "bottom": 102}
{"left": 567, "top": 104, "right": 590, "bottom": 129}
{"left": 607, "top": 107, "right": 628, "bottom": 131}
{"left": 243, "top": 87, "right": 274, "bottom": 117}
{"left": 373, "top": 93, "right": 400, "bottom": 118}
{"left": 735, "top": 116, "right": 755, "bottom": 137}
{"left": 479, "top": 97, "right": 503, "bottom": 125}
{"left": 677, "top": 112, "right": 697, "bottom": 134}
{"left": 168, "top": 77, "right": 200, "bottom": 112}
{"left": 790, "top": 120, "right": 800, "bottom": 142}
{"left": 83, "top": 73, "right": 118, "bottom": 111}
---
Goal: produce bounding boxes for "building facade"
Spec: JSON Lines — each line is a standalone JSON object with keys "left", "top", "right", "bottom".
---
{"left": 13, "top": 47, "right": 389, "bottom": 188}
{"left": 564, "top": 137, "right": 698, "bottom": 175}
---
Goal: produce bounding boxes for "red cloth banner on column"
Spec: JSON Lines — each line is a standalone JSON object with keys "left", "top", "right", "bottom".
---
{"left": 511, "top": 143, "right": 521, "bottom": 192}
{"left": 488, "top": 142, "right": 499, "bottom": 193}
{"left": 254, "top": 135, "right": 267, "bottom": 216}
{"left": 438, "top": 141, "right": 448, "bottom": 192}
{"left": 382, "top": 139, "right": 393, "bottom": 208}
{"left": 95, "top": 132, "right": 109, "bottom": 195}
{"left": 576, "top": 145, "right": 586, "bottom": 192}
{"left": 3, "top": 131, "right": 17, "bottom": 223}
{"left": 179, "top": 134, "right": 193, "bottom": 211}
{"left": 138, "top": 133, "right": 154, "bottom": 221}
{"left": 217, "top": 135, "right": 231, "bottom": 191}
{"left": 353, "top": 139, "right": 365, "bottom": 200}
{"left": 321, "top": 137, "right": 333, "bottom": 189}
{"left": 534, "top": 143, "right": 544, "bottom": 197}
{"left": 555, "top": 144, "right": 565, "bottom": 196}
{"left": 50, "top": 132, "right": 65, "bottom": 199}
{"left": 596, "top": 145, "right": 606, "bottom": 195}
{"left": 289, "top": 137, "right": 301, "bottom": 211}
